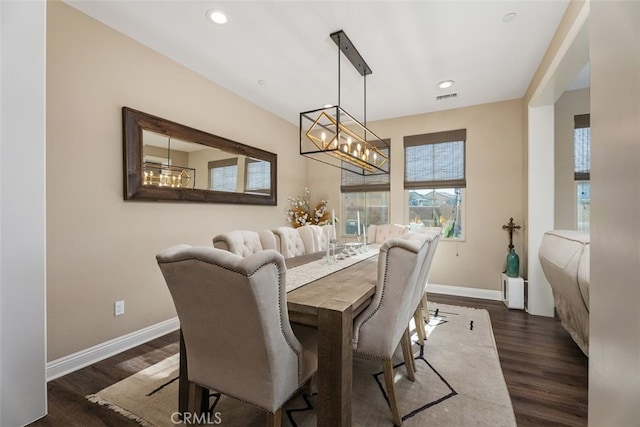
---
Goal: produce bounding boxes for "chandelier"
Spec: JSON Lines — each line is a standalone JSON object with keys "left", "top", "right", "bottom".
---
{"left": 299, "top": 30, "right": 389, "bottom": 176}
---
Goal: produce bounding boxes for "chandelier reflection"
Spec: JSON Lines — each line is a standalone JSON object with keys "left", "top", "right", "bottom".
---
{"left": 142, "top": 162, "right": 195, "bottom": 188}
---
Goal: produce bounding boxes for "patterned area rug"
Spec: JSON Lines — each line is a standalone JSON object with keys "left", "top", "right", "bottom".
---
{"left": 87, "top": 303, "right": 516, "bottom": 426}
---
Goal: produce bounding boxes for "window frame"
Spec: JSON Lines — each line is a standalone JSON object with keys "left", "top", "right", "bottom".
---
{"left": 208, "top": 158, "right": 238, "bottom": 192}
{"left": 403, "top": 129, "right": 467, "bottom": 240}
{"left": 340, "top": 139, "right": 390, "bottom": 236}
{"left": 574, "top": 114, "right": 590, "bottom": 231}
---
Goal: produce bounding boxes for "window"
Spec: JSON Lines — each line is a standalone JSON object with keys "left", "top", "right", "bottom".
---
{"left": 574, "top": 114, "right": 590, "bottom": 232}
{"left": 209, "top": 158, "right": 237, "bottom": 192}
{"left": 244, "top": 158, "right": 271, "bottom": 194}
{"left": 341, "top": 140, "right": 390, "bottom": 235}
{"left": 404, "top": 129, "right": 466, "bottom": 239}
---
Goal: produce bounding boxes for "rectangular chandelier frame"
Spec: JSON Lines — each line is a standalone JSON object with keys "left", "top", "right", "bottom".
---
{"left": 299, "top": 30, "right": 390, "bottom": 176}
{"left": 300, "top": 106, "right": 389, "bottom": 175}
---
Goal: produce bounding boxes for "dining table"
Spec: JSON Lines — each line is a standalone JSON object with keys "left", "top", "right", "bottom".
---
{"left": 178, "top": 246, "right": 379, "bottom": 426}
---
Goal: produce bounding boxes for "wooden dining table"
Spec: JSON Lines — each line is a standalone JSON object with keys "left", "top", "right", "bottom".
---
{"left": 178, "top": 249, "right": 378, "bottom": 426}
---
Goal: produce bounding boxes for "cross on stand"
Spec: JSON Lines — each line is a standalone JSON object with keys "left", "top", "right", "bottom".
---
{"left": 502, "top": 217, "right": 521, "bottom": 250}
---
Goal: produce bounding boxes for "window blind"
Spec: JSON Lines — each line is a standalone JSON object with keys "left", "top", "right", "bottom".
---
{"left": 574, "top": 114, "right": 590, "bottom": 181}
{"left": 245, "top": 158, "right": 271, "bottom": 193}
{"left": 403, "top": 129, "right": 466, "bottom": 189}
{"left": 209, "top": 158, "right": 238, "bottom": 192}
{"left": 340, "top": 140, "right": 390, "bottom": 193}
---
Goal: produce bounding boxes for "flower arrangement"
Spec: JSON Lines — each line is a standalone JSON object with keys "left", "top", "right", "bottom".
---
{"left": 285, "top": 188, "right": 333, "bottom": 228}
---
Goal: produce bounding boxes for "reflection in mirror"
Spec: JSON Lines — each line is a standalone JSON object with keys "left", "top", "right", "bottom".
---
{"left": 124, "top": 107, "right": 277, "bottom": 205}
{"left": 142, "top": 130, "right": 198, "bottom": 189}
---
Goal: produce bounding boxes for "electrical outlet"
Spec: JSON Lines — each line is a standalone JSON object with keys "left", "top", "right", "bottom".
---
{"left": 115, "top": 300, "right": 125, "bottom": 316}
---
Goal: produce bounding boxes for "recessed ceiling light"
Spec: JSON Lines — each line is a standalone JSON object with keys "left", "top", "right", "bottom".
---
{"left": 437, "top": 80, "right": 455, "bottom": 89}
{"left": 502, "top": 12, "right": 517, "bottom": 23}
{"left": 206, "top": 9, "right": 228, "bottom": 25}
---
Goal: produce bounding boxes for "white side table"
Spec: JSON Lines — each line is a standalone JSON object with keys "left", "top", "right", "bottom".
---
{"left": 501, "top": 273, "right": 524, "bottom": 309}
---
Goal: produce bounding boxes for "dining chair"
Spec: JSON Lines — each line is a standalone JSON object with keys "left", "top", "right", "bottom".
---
{"left": 156, "top": 245, "right": 317, "bottom": 427}
{"left": 352, "top": 234, "right": 431, "bottom": 426}
{"left": 409, "top": 227, "right": 442, "bottom": 345}
{"left": 367, "top": 223, "right": 410, "bottom": 243}
{"left": 296, "top": 224, "right": 325, "bottom": 253}
{"left": 212, "top": 229, "right": 277, "bottom": 256}
{"left": 272, "top": 226, "right": 306, "bottom": 258}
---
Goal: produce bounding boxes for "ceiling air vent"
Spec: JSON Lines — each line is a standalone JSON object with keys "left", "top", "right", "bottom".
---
{"left": 436, "top": 93, "right": 458, "bottom": 100}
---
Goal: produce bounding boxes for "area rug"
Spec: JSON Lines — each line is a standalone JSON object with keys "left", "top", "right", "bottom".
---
{"left": 87, "top": 303, "right": 516, "bottom": 426}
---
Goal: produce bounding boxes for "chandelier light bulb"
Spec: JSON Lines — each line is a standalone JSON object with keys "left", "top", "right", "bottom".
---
{"left": 321, "top": 131, "right": 326, "bottom": 141}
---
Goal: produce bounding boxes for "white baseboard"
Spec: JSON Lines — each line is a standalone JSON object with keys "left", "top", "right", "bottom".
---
{"left": 46, "top": 317, "right": 180, "bottom": 381}
{"left": 46, "top": 285, "right": 498, "bottom": 381}
{"left": 428, "top": 283, "right": 502, "bottom": 301}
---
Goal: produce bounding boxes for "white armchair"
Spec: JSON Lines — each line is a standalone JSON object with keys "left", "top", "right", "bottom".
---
{"left": 539, "top": 230, "right": 590, "bottom": 355}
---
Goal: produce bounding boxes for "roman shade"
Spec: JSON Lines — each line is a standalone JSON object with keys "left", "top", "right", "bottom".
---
{"left": 404, "top": 129, "right": 466, "bottom": 189}
{"left": 574, "top": 114, "right": 590, "bottom": 181}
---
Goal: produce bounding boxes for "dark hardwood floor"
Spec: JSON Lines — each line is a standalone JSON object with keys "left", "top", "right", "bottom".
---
{"left": 29, "top": 294, "right": 588, "bottom": 427}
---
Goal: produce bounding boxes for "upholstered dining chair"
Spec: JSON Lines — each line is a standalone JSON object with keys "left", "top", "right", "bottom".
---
{"left": 367, "top": 223, "right": 410, "bottom": 243}
{"left": 212, "top": 229, "right": 277, "bottom": 257}
{"left": 156, "top": 245, "right": 317, "bottom": 427}
{"left": 409, "top": 227, "right": 442, "bottom": 345}
{"left": 272, "top": 226, "right": 306, "bottom": 258}
{"left": 352, "top": 234, "right": 431, "bottom": 426}
{"left": 296, "top": 224, "right": 325, "bottom": 253}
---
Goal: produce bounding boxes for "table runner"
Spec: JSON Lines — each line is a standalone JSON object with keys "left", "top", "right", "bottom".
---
{"left": 286, "top": 244, "right": 379, "bottom": 292}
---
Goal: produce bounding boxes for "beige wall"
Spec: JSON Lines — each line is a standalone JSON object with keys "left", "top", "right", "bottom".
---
{"left": 308, "top": 99, "right": 525, "bottom": 292}
{"left": 590, "top": 0, "right": 640, "bottom": 424}
{"left": 46, "top": 1, "right": 306, "bottom": 361}
{"left": 554, "top": 88, "right": 590, "bottom": 229}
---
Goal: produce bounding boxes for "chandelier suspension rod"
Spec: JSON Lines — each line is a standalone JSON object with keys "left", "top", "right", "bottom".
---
{"left": 337, "top": 32, "right": 341, "bottom": 108}
{"left": 364, "top": 73, "right": 367, "bottom": 140}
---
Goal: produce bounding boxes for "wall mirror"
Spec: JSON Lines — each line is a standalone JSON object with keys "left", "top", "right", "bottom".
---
{"left": 123, "top": 107, "right": 277, "bottom": 205}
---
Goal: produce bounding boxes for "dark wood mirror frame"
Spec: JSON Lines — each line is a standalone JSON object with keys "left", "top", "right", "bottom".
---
{"left": 123, "top": 107, "right": 277, "bottom": 205}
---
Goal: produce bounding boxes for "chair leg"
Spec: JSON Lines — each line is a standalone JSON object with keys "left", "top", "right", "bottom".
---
{"left": 414, "top": 301, "right": 426, "bottom": 346}
{"left": 266, "top": 408, "right": 282, "bottom": 427}
{"left": 400, "top": 328, "right": 416, "bottom": 381}
{"left": 303, "top": 375, "right": 314, "bottom": 396}
{"left": 382, "top": 359, "right": 403, "bottom": 426}
{"left": 422, "top": 293, "right": 430, "bottom": 324}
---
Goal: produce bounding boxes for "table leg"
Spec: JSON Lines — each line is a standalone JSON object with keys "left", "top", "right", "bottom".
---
{"left": 317, "top": 299, "right": 353, "bottom": 427}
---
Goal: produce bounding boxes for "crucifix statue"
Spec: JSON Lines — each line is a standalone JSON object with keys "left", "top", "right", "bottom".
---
{"left": 502, "top": 217, "right": 521, "bottom": 250}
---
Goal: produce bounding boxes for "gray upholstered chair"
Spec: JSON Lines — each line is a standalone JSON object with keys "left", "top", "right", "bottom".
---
{"left": 352, "top": 234, "right": 431, "bottom": 426}
{"left": 409, "top": 227, "right": 442, "bottom": 345}
{"left": 296, "top": 224, "right": 325, "bottom": 253}
{"left": 367, "top": 223, "right": 410, "bottom": 243}
{"left": 272, "top": 226, "right": 306, "bottom": 258}
{"left": 212, "top": 229, "right": 277, "bottom": 257}
{"left": 156, "top": 245, "right": 317, "bottom": 427}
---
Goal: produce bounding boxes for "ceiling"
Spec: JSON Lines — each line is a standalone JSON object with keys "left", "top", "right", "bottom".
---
{"left": 65, "top": 0, "right": 577, "bottom": 125}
